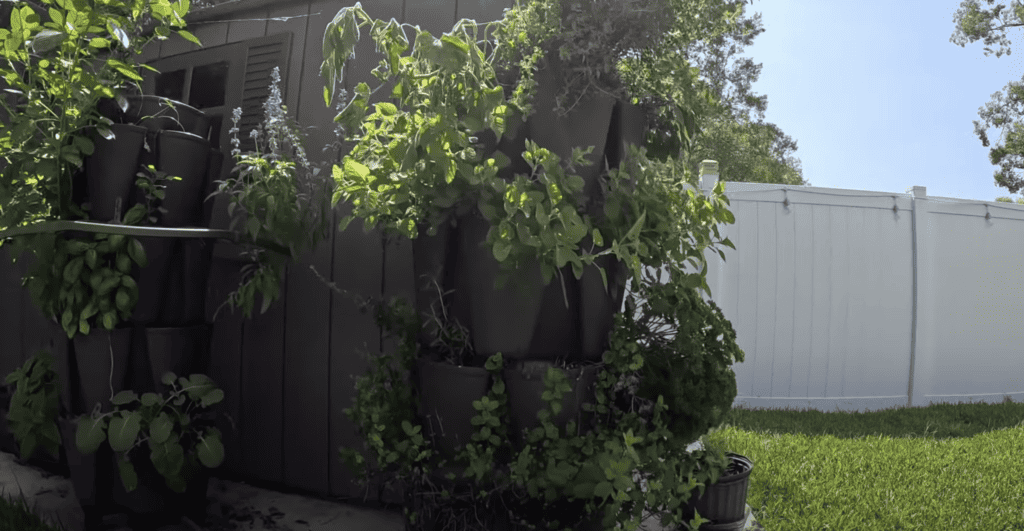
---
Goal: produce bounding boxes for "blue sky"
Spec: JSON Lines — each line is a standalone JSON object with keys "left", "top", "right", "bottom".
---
{"left": 739, "top": 0, "right": 1024, "bottom": 203}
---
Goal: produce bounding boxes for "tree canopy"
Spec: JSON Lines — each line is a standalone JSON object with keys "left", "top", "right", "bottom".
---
{"left": 682, "top": 0, "right": 808, "bottom": 187}
{"left": 951, "top": 0, "right": 1024, "bottom": 201}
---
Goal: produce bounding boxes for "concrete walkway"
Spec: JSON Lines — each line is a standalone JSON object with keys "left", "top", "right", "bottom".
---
{"left": 0, "top": 445, "right": 766, "bottom": 531}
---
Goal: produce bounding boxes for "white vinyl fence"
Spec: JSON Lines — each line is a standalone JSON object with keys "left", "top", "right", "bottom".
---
{"left": 625, "top": 161, "right": 1024, "bottom": 414}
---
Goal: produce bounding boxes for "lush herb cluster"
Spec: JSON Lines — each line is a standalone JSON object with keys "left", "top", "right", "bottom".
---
{"left": 210, "top": 66, "right": 336, "bottom": 319}
{"left": 75, "top": 372, "right": 227, "bottom": 494}
{"left": 0, "top": 0, "right": 200, "bottom": 234}
{"left": 338, "top": 273, "right": 745, "bottom": 530}
{"left": 3, "top": 350, "right": 62, "bottom": 462}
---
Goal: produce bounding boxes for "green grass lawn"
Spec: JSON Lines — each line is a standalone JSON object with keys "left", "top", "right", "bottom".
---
{"left": 2, "top": 395, "right": 1021, "bottom": 531}
{"left": 703, "top": 394, "right": 1024, "bottom": 531}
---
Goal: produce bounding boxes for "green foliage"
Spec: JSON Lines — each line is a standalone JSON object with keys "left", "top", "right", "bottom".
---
{"left": 951, "top": 1, "right": 1024, "bottom": 196}
{"left": 74, "top": 372, "right": 227, "bottom": 494}
{"left": 618, "top": 267, "right": 745, "bottom": 446}
{"left": 322, "top": 1, "right": 737, "bottom": 304}
{"left": 0, "top": 0, "right": 200, "bottom": 235}
{"left": 337, "top": 277, "right": 742, "bottom": 531}
{"left": 3, "top": 351, "right": 61, "bottom": 462}
{"left": 209, "top": 67, "right": 336, "bottom": 320}
{"left": 16, "top": 229, "right": 144, "bottom": 339}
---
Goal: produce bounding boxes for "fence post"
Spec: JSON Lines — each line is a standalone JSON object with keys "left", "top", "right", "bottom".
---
{"left": 700, "top": 160, "right": 719, "bottom": 196}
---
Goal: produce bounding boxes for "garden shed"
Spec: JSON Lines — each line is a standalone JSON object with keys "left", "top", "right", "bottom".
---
{"left": 0, "top": 0, "right": 516, "bottom": 506}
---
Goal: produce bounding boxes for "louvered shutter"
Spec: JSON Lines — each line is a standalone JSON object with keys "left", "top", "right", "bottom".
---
{"left": 236, "top": 34, "right": 291, "bottom": 154}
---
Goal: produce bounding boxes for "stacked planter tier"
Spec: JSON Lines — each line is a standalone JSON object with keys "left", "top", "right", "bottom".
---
{"left": 52, "top": 95, "right": 223, "bottom": 528}
{"left": 410, "top": 49, "right": 650, "bottom": 530}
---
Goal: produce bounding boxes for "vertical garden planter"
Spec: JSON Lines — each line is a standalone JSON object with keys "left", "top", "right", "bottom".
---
{"left": 83, "top": 124, "right": 146, "bottom": 222}
{"left": 71, "top": 328, "right": 131, "bottom": 414}
{"left": 144, "top": 324, "right": 212, "bottom": 393}
{"left": 156, "top": 130, "right": 211, "bottom": 227}
{"left": 502, "top": 360, "right": 602, "bottom": 449}
{"left": 682, "top": 453, "right": 754, "bottom": 530}
{"left": 415, "top": 357, "right": 492, "bottom": 462}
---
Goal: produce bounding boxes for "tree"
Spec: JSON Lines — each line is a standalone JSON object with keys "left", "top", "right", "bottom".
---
{"left": 951, "top": 0, "right": 1024, "bottom": 196}
{"left": 682, "top": 0, "right": 809, "bottom": 186}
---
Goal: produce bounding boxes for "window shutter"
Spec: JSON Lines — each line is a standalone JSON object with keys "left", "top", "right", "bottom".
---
{"left": 236, "top": 34, "right": 291, "bottom": 154}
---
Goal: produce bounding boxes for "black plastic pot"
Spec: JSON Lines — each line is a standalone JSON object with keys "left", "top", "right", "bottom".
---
{"left": 503, "top": 360, "right": 602, "bottom": 449}
{"left": 58, "top": 416, "right": 115, "bottom": 530}
{"left": 70, "top": 328, "right": 131, "bottom": 414}
{"left": 160, "top": 238, "right": 214, "bottom": 327}
{"left": 109, "top": 449, "right": 210, "bottom": 528}
{"left": 415, "top": 357, "right": 491, "bottom": 463}
{"left": 156, "top": 130, "right": 211, "bottom": 227}
{"left": 681, "top": 453, "right": 754, "bottom": 530}
{"left": 143, "top": 324, "right": 212, "bottom": 394}
{"left": 130, "top": 236, "right": 177, "bottom": 326}
{"left": 84, "top": 124, "right": 146, "bottom": 222}
{"left": 448, "top": 212, "right": 557, "bottom": 360}
{"left": 411, "top": 219, "right": 458, "bottom": 350}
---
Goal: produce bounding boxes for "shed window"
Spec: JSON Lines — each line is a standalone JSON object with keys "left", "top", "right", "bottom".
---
{"left": 142, "top": 33, "right": 292, "bottom": 154}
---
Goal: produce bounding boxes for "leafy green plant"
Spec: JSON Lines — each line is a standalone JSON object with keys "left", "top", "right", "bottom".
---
{"left": 8, "top": 160, "right": 184, "bottom": 339}
{"left": 17, "top": 230, "right": 145, "bottom": 339}
{"left": 0, "top": 0, "right": 200, "bottom": 234}
{"left": 335, "top": 286, "right": 739, "bottom": 531}
{"left": 209, "top": 66, "right": 335, "bottom": 319}
{"left": 74, "top": 372, "right": 227, "bottom": 494}
{"left": 620, "top": 265, "right": 745, "bottom": 446}
{"left": 3, "top": 350, "right": 61, "bottom": 462}
{"left": 321, "top": 1, "right": 736, "bottom": 309}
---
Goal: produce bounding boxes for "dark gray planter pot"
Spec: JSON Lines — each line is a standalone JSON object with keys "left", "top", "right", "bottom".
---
{"left": 70, "top": 328, "right": 131, "bottom": 414}
{"left": 682, "top": 453, "right": 754, "bottom": 530}
{"left": 130, "top": 236, "right": 177, "bottom": 326}
{"left": 415, "top": 357, "right": 491, "bottom": 463}
{"left": 143, "top": 324, "right": 212, "bottom": 394}
{"left": 503, "top": 360, "right": 602, "bottom": 449}
{"left": 156, "top": 130, "right": 211, "bottom": 227}
{"left": 84, "top": 124, "right": 146, "bottom": 222}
